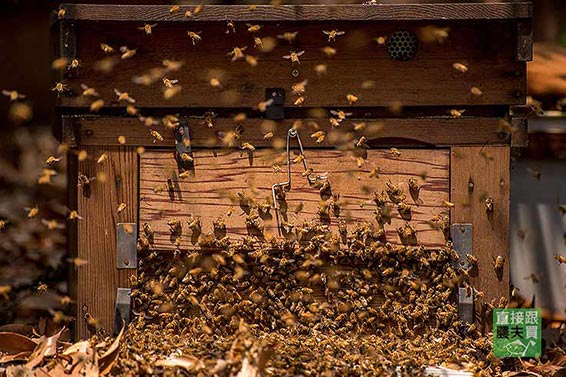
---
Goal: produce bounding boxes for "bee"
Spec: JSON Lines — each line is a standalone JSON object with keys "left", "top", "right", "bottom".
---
{"left": 138, "top": 23, "right": 157, "bottom": 35}
{"left": 187, "top": 31, "right": 202, "bottom": 45}
{"left": 485, "top": 197, "right": 494, "bottom": 212}
{"left": 253, "top": 37, "right": 263, "bottom": 48}
{"left": 493, "top": 255, "right": 505, "bottom": 273}
{"left": 346, "top": 94, "right": 358, "bottom": 105}
{"left": 382, "top": 267, "right": 394, "bottom": 277}
{"left": 89, "top": 99, "right": 104, "bottom": 112}
{"left": 38, "top": 169, "right": 57, "bottom": 184}
{"left": 291, "top": 80, "right": 308, "bottom": 96}
{"left": 67, "top": 210, "right": 83, "bottom": 220}
{"left": 450, "top": 109, "right": 466, "bottom": 118}
{"left": 470, "top": 86, "right": 483, "bottom": 96}
{"left": 80, "top": 84, "right": 99, "bottom": 98}
{"left": 51, "top": 57, "right": 69, "bottom": 71}
{"left": 193, "top": 5, "right": 203, "bottom": 15}
{"left": 67, "top": 58, "right": 80, "bottom": 70}
{"left": 164, "top": 86, "right": 182, "bottom": 100}
{"left": 330, "top": 110, "right": 352, "bottom": 121}
{"left": 45, "top": 156, "right": 61, "bottom": 166}
{"left": 322, "top": 29, "right": 345, "bottom": 42}
{"left": 51, "top": 82, "right": 68, "bottom": 93}
{"left": 294, "top": 96, "right": 305, "bottom": 106}
{"left": 2, "top": 90, "right": 26, "bottom": 102}
{"left": 263, "top": 132, "right": 274, "bottom": 140}
{"left": 228, "top": 46, "right": 247, "bottom": 61}
{"left": 293, "top": 154, "right": 305, "bottom": 164}
{"left": 114, "top": 88, "right": 136, "bottom": 103}
{"left": 418, "top": 25, "right": 450, "bottom": 44}
{"left": 167, "top": 219, "right": 182, "bottom": 233}
{"left": 246, "top": 23, "right": 262, "bottom": 33}
{"left": 57, "top": 6, "right": 66, "bottom": 19}
{"left": 100, "top": 43, "right": 115, "bottom": 54}
{"left": 225, "top": 17, "right": 236, "bottom": 34}
{"left": 322, "top": 46, "right": 337, "bottom": 57}
{"left": 187, "top": 216, "right": 201, "bottom": 232}
{"left": 241, "top": 142, "right": 255, "bottom": 152}
{"left": 77, "top": 173, "right": 95, "bottom": 189}
{"left": 311, "top": 131, "right": 326, "bottom": 144}
{"left": 466, "top": 254, "right": 478, "bottom": 266}
{"left": 42, "top": 219, "right": 63, "bottom": 230}
{"left": 329, "top": 117, "right": 341, "bottom": 128}
{"left": 278, "top": 31, "right": 298, "bottom": 44}
{"left": 390, "top": 147, "right": 401, "bottom": 157}
{"left": 554, "top": 254, "right": 566, "bottom": 264}
{"left": 0, "top": 220, "right": 6, "bottom": 231}
{"left": 116, "top": 203, "right": 127, "bottom": 214}
{"left": 150, "top": 130, "right": 164, "bottom": 143}
{"left": 283, "top": 50, "right": 305, "bottom": 65}
{"left": 162, "top": 77, "right": 179, "bottom": 89}
{"left": 24, "top": 206, "right": 39, "bottom": 219}
{"left": 408, "top": 178, "right": 420, "bottom": 192}
{"left": 524, "top": 273, "right": 540, "bottom": 284}
{"left": 373, "top": 36, "right": 386, "bottom": 45}
{"left": 162, "top": 59, "right": 184, "bottom": 72}
{"left": 85, "top": 313, "right": 100, "bottom": 331}
{"left": 225, "top": 206, "right": 234, "bottom": 217}
{"left": 119, "top": 46, "right": 137, "bottom": 59}
{"left": 245, "top": 55, "right": 258, "bottom": 67}
{"left": 169, "top": 5, "right": 180, "bottom": 13}
{"left": 257, "top": 99, "right": 273, "bottom": 112}
{"left": 452, "top": 63, "right": 468, "bottom": 73}
{"left": 314, "top": 64, "right": 327, "bottom": 77}
{"left": 97, "top": 153, "right": 108, "bottom": 164}
{"left": 37, "top": 283, "right": 48, "bottom": 294}
{"left": 68, "top": 257, "right": 88, "bottom": 267}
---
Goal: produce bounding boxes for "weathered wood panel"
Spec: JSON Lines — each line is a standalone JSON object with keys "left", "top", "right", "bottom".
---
{"left": 450, "top": 146, "right": 510, "bottom": 304}
{"left": 140, "top": 149, "right": 449, "bottom": 250}
{"left": 61, "top": 4, "right": 532, "bottom": 22}
{"left": 58, "top": 21, "right": 525, "bottom": 109}
{"left": 75, "top": 146, "right": 138, "bottom": 339}
{"left": 70, "top": 116, "right": 511, "bottom": 147}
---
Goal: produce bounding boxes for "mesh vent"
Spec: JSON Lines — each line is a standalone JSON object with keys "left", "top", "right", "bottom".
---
{"left": 386, "top": 30, "right": 418, "bottom": 61}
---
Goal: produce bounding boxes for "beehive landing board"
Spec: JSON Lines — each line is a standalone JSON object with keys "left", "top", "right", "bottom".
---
{"left": 140, "top": 149, "right": 449, "bottom": 250}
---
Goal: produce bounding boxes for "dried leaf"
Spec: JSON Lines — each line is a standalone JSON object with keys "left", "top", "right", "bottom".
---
{"left": 156, "top": 355, "right": 204, "bottom": 372}
{"left": 0, "top": 332, "right": 37, "bottom": 355}
{"left": 98, "top": 325, "right": 125, "bottom": 375}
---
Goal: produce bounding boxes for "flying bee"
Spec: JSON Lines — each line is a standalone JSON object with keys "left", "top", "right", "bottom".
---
{"left": 150, "top": 130, "right": 164, "bottom": 143}
{"left": 278, "top": 31, "right": 298, "bottom": 44}
{"left": 246, "top": 23, "right": 262, "bottom": 33}
{"left": 311, "top": 131, "right": 326, "bottom": 144}
{"left": 283, "top": 50, "right": 305, "bottom": 65}
{"left": 162, "top": 59, "right": 184, "bottom": 71}
{"left": 187, "top": 31, "right": 202, "bottom": 45}
{"left": 228, "top": 46, "right": 247, "bottom": 61}
{"left": 449, "top": 109, "right": 465, "bottom": 118}
{"left": 256, "top": 99, "right": 273, "bottom": 112}
{"left": 225, "top": 17, "right": 235, "bottom": 34}
{"left": 45, "top": 156, "right": 61, "bottom": 166}
{"left": 119, "top": 46, "right": 137, "bottom": 59}
{"left": 41, "top": 219, "right": 63, "bottom": 230}
{"left": 314, "top": 64, "right": 327, "bottom": 77}
{"left": 26, "top": 206, "right": 39, "bottom": 219}
{"left": 493, "top": 255, "right": 505, "bottom": 273}
{"left": 291, "top": 80, "right": 308, "bottom": 96}
{"left": 355, "top": 136, "right": 369, "bottom": 148}
{"left": 57, "top": 6, "right": 66, "bottom": 19}
{"left": 114, "top": 88, "right": 136, "bottom": 103}
{"left": 80, "top": 84, "right": 99, "bottom": 97}
{"left": 294, "top": 96, "right": 305, "bottom": 106}
{"left": 193, "top": 5, "right": 203, "bottom": 15}
{"left": 524, "top": 273, "right": 540, "bottom": 284}
{"left": 67, "top": 210, "right": 83, "bottom": 220}
{"left": 2, "top": 90, "right": 26, "bottom": 102}
{"left": 485, "top": 197, "right": 494, "bottom": 212}
{"left": 97, "top": 153, "right": 108, "bottom": 164}
{"left": 329, "top": 117, "right": 341, "bottom": 128}
{"left": 51, "top": 82, "right": 68, "bottom": 93}
{"left": 263, "top": 132, "right": 274, "bottom": 140}
{"left": 37, "top": 283, "right": 48, "bottom": 294}
{"left": 89, "top": 99, "right": 104, "bottom": 112}
{"left": 346, "top": 94, "right": 358, "bottom": 105}
{"left": 390, "top": 147, "right": 401, "bottom": 157}
{"left": 162, "top": 77, "right": 179, "bottom": 88}
{"left": 322, "top": 29, "right": 345, "bottom": 42}
{"left": 100, "top": 43, "right": 114, "bottom": 54}
{"left": 470, "top": 86, "right": 483, "bottom": 96}
{"left": 51, "top": 57, "right": 69, "bottom": 71}
{"left": 138, "top": 23, "right": 157, "bottom": 35}
{"left": 245, "top": 55, "right": 258, "bottom": 67}
{"left": 169, "top": 5, "right": 180, "bottom": 13}
{"left": 374, "top": 36, "right": 386, "bottom": 45}
{"left": 453, "top": 62, "right": 468, "bottom": 73}
{"left": 330, "top": 110, "right": 352, "bottom": 121}
{"left": 164, "top": 86, "right": 182, "bottom": 99}
{"left": 322, "top": 46, "right": 337, "bottom": 57}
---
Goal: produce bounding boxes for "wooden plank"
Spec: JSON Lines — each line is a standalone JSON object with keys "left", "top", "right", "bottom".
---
{"left": 450, "top": 146, "right": 510, "bottom": 305}
{"left": 139, "top": 149, "right": 450, "bottom": 250}
{"left": 70, "top": 116, "right": 511, "bottom": 147}
{"left": 75, "top": 146, "right": 138, "bottom": 339}
{"left": 60, "top": 4, "right": 532, "bottom": 22}
{"left": 58, "top": 21, "right": 525, "bottom": 108}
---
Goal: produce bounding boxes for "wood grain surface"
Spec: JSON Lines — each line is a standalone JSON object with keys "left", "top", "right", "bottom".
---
{"left": 450, "top": 146, "right": 510, "bottom": 305}
{"left": 61, "top": 4, "right": 531, "bottom": 22}
{"left": 58, "top": 21, "right": 525, "bottom": 108}
{"left": 140, "top": 149, "right": 450, "bottom": 250}
{"left": 75, "top": 146, "right": 138, "bottom": 339}
{"left": 69, "top": 116, "right": 511, "bottom": 148}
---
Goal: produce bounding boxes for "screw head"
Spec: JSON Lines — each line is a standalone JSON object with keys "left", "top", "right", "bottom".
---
{"left": 291, "top": 69, "right": 300, "bottom": 77}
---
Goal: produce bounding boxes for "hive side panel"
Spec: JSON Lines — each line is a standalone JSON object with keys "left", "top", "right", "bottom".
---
{"left": 75, "top": 146, "right": 138, "bottom": 339}
{"left": 139, "top": 148, "right": 449, "bottom": 250}
{"left": 450, "top": 146, "right": 510, "bottom": 305}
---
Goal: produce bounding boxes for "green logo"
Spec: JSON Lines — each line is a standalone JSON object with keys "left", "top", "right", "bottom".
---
{"left": 493, "top": 309, "right": 541, "bottom": 358}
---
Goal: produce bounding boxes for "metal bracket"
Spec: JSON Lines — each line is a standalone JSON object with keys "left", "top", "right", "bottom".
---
{"left": 452, "top": 223, "right": 474, "bottom": 323}
{"left": 175, "top": 121, "right": 193, "bottom": 173}
{"left": 114, "top": 288, "right": 131, "bottom": 336}
{"left": 516, "top": 21, "right": 533, "bottom": 62}
{"left": 117, "top": 223, "right": 137, "bottom": 269}
{"left": 265, "top": 88, "right": 285, "bottom": 120}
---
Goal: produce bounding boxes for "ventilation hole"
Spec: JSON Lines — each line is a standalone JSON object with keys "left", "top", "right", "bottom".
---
{"left": 386, "top": 30, "right": 418, "bottom": 61}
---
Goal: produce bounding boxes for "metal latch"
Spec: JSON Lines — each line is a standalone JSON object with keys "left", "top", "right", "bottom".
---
{"left": 175, "top": 120, "right": 193, "bottom": 173}
{"left": 117, "top": 223, "right": 137, "bottom": 269}
{"left": 114, "top": 287, "right": 131, "bottom": 335}
{"left": 265, "top": 88, "right": 285, "bottom": 120}
{"left": 452, "top": 223, "right": 474, "bottom": 323}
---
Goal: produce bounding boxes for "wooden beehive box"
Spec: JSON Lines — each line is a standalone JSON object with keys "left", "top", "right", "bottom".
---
{"left": 55, "top": 3, "right": 532, "bottom": 339}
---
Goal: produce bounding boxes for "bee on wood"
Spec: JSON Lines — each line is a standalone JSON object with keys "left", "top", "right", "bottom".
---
{"left": 167, "top": 219, "right": 182, "bottom": 233}
{"left": 322, "top": 29, "right": 345, "bottom": 42}
{"left": 187, "top": 31, "right": 202, "bottom": 45}
{"left": 294, "top": 97, "right": 305, "bottom": 106}
{"left": 241, "top": 142, "right": 255, "bottom": 152}
{"left": 100, "top": 43, "right": 114, "bottom": 54}
{"left": 452, "top": 63, "right": 468, "bottom": 73}
{"left": 2, "top": 90, "right": 26, "bottom": 102}
{"left": 450, "top": 109, "right": 465, "bottom": 118}
{"left": 408, "top": 178, "right": 420, "bottom": 192}
{"left": 138, "top": 23, "right": 157, "bottom": 35}
{"left": 77, "top": 173, "right": 95, "bottom": 189}
{"left": 225, "top": 17, "right": 236, "bottom": 34}
{"left": 283, "top": 51, "right": 305, "bottom": 65}
{"left": 169, "top": 5, "right": 180, "bottom": 13}
{"left": 57, "top": 6, "right": 66, "bottom": 19}
{"left": 322, "top": 46, "right": 337, "bottom": 57}
{"left": 228, "top": 46, "right": 247, "bottom": 61}
{"left": 114, "top": 88, "right": 136, "bottom": 103}
{"left": 120, "top": 46, "right": 137, "bottom": 59}
{"left": 117, "top": 203, "right": 127, "bottom": 214}
{"left": 493, "top": 255, "right": 505, "bottom": 273}
{"left": 0, "top": 220, "right": 7, "bottom": 231}
{"left": 311, "top": 131, "right": 326, "bottom": 144}
{"left": 278, "top": 31, "right": 298, "bottom": 44}
{"left": 390, "top": 147, "right": 401, "bottom": 157}
{"left": 346, "top": 94, "right": 358, "bottom": 105}
{"left": 193, "top": 5, "right": 203, "bottom": 15}
{"left": 485, "top": 197, "right": 494, "bottom": 213}
{"left": 554, "top": 254, "right": 566, "bottom": 264}
{"left": 355, "top": 136, "right": 369, "bottom": 148}
{"left": 187, "top": 216, "right": 201, "bottom": 233}
{"left": 292, "top": 80, "right": 308, "bottom": 96}
{"left": 96, "top": 153, "right": 108, "bottom": 164}
{"left": 443, "top": 200, "right": 455, "bottom": 208}
{"left": 150, "top": 130, "right": 164, "bottom": 143}
{"left": 253, "top": 37, "right": 263, "bottom": 48}
{"left": 466, "top": 253, "right": 478, "bottom": 267}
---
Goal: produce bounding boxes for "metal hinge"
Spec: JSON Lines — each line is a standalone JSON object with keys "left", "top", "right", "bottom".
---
{"left": 117, "top": 223, "right": 137, "bottom": 269}
{"left": 265, "top": 88, "right": 285, "bottom": 120}
{"left": 114, "top": 287, "right": 131, "bottom": 335}
{"left": 452, "top": 223, "right": 474, "bottom": 323}
{"left": 175, "top": 120, "right": 193, "bottom": 173}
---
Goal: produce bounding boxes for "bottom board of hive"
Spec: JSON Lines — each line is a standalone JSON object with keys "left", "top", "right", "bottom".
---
{"left": 139, "top": 148, "right": 450, "bottom": 250}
